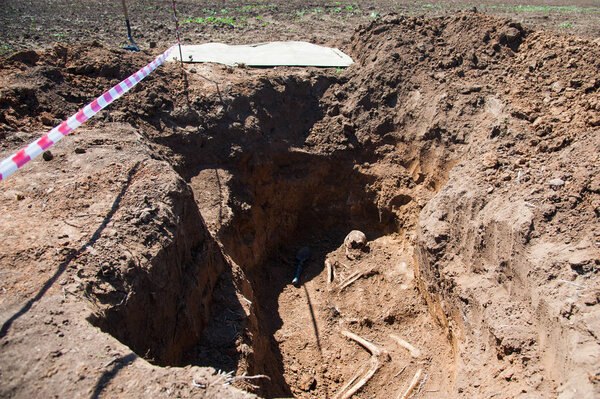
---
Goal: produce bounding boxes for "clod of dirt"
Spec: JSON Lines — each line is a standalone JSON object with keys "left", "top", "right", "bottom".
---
{"left": 42, "top": 150, "right": 53, "bottom": 161}
{"left": 8, "top": 49, "right": 39, "bottom": 65}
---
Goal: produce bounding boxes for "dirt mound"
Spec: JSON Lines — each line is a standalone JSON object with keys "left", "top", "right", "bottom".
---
{"left": 0, "top": 10, "right": 599, "bottom": 399}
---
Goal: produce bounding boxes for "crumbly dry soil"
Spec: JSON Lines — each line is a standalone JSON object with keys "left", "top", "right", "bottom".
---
{"left": 1, "top": 2, "right": 600, "bottom": 399}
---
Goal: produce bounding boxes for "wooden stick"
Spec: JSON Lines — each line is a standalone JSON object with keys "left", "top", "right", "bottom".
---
{"left": 397, "top": 369, "right": 422, "bottom": 399}
{"left": 389, "top": 334, "right": 421, "bottom": 358}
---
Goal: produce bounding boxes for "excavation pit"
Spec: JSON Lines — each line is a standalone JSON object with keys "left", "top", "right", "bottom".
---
{"left": 87, "top": 68, "right": 456, "bottom": 396}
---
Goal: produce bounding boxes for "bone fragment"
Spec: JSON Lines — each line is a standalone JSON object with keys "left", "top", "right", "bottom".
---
{"left": 397, "top": 369, "right": 422, "bottom": 399}
{"left": 389, "top": 333, "right": 421, "bottom": 358}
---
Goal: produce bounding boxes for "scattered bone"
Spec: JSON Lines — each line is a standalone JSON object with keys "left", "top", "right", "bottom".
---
{"left": 340, "top": 270, "right": 362, "bottom": 290}
{"left": 417, "top": 373, "right": 428, "bottom": 394}
{"left": 326, "top": 259, "right": 335, "bottom": 285}
{"left": 335, "top": 330, "right": 388, "bottom": 399}
{"left": 339, "top": 266, "right": 376, "bottom": 291}
{"left": 390, "top": 334, "right": 421, "bottom": 358}
{"left": 334, "top": 368, "right": 361, "bottom": 399}
{"left": 393, "top": 365, "right": 407, "bottom": 378}
{"left": 397, "top": 368, "right": 422, "bottom": 399}
{"left": 341, "top": 356, "right": 380, "bottom": 399}
{"left": 342, "top": 330, "right": 382, "bottom": 356}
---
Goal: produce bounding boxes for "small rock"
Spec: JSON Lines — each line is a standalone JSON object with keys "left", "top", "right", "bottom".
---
{"left": 501, "top": 171, "right": 512, "bottom": 181}
{"left": 592, "top": 199, "right": 600, "bottom": 216}
{"left": 581, "top": 291, "right": 600, "bottom": 306}
{"left": 74, "top": 147, "right": 86, "bottom": 154}
{"left": 433, "top": 72, "right": 446, "bottom": 82}
{"left": 40, "top": 113, "right": 54, "bottom": 126}
{"left": 16, "top": 194, "right": 25, "bottom": 201}
{"left": 490, "top": 124, "right": 503, "bottom": 139}
{"left": 551, "top": 81, "right": 564, "bottom": 93}
{"left": 298, "top": 375, "right": 316, "bottom": 391}
{"left": 138, "top": 207, "right": 155, "bottom": 223}
{"left": 482, "top": 153, "right": 499, "bottom": 169}
{"left": 42, "top": 150, "right": 53, "bottom": 161}
{"left": 568, "top": 252, "right": 590, "bottom": 268}
{"left": 504, "top": 27, "right": 521, "bottom": 43}
{"left": 587, "top": 176, "right": 600, "bottom": 193}
{"left": 49, "top": 350, "right": 63, "bottom": 358}
{"left": 149, "top": 41, "right": 157, "bottom": 49}
{"left": 549, "top": 178, "right": 565, "bottom": 189}
{"left": 541, "top": 204, "right": 557, "bottom": 220}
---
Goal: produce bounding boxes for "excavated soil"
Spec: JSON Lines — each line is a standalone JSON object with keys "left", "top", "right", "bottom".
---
{"left": 1, "top": 4, "right": 600, "bottom": 399}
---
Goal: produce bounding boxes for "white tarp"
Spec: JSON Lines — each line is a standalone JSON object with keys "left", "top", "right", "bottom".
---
{"left": 168, "top": 41, "right": 353, "bottom": 67}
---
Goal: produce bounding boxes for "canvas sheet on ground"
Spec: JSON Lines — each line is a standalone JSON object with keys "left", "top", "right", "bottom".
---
{"left": 168, "top": 41, "right": 354, "bottom": 67}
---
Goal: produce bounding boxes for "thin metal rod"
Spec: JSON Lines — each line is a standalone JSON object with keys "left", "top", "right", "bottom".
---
{"left": 171, "top": 0, "right": 184, "bottom": 66}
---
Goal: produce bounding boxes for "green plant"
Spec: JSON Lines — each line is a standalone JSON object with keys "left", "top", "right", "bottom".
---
{"left": 182, "top": 15, "right": 236, "bottom": 27}
{"left": 559, "top": 22, "right": 573, "bottom": 28}
{"left": 486, "top": 4, "right": 599, "bottom": 14}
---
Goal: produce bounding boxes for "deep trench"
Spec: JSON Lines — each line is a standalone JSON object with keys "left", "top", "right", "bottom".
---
{"left": 90, "top": 73, "right": 446, "bottom": 397}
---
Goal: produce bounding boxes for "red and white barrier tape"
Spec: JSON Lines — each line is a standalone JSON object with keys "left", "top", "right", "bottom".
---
{"left": 0, "top": 45, "right": 176, "bottom": 182}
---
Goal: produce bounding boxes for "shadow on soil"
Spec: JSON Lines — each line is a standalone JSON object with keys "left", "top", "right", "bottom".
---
{"left": 0, "top": 162, "right": 140, "bottom": 339}
{"left": 90, "top": 353, "right": 137, "bottom": 399}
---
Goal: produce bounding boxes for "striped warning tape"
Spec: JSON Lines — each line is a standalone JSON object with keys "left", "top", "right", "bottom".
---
{"left": 0, "top": 45, "right": 176, "bottom": 182}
